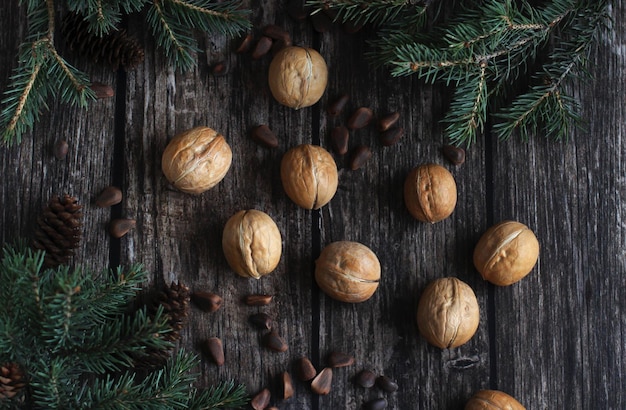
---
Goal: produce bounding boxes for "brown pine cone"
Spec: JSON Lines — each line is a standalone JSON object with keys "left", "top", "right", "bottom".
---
{"left": 149, "top": 281, "right": 191, "bottom": 342}
{"left": 0, "top": 363, "right": 26, "bottom": 400}
{"left": 61, "top": 12, "right": 145, "bottom": 71}
{"left": 32, "top": 194, "right": 82, "bottom": 269}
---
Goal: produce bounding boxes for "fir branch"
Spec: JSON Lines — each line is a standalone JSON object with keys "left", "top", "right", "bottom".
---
{"left": 188, "top": 380, "right": 249, "bottom": 410}
{"left": 147, "top": 0, "right": 197, "bottom": 71}
{"left": 307, "top": 0, "right": 416, "bottom": 26}
{"left": 165, "top": 0, "right": 251, "bottom": 37}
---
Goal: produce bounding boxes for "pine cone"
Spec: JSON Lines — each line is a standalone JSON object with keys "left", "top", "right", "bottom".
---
{"left": 32, "top": 194, "right": 82, "bottom": 269}
{"left": 0, "top": 363, "right": 26, "bottom": 400}
{"left": 61, "top": 12, "right": 145, "bottom": 71}
{"left": 150, "top": 281, "right": 190, "bottom": 342}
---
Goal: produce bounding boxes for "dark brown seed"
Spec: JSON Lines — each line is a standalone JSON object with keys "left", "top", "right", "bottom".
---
{"left": 362, "top": 397, "right": 388, "bottom": 410}
{"left": 262, "top": 24, "right": 291, "bottom": 44}
{"left": 355, "top": 369, "right": 377, "bottom": 388}
{"left": 263, "top": 330, "right": 288, "bottom": 352}
{"left": 379, "top": 127, "right": 404, "bottom": 147}
{"left": 251, "top": 388, "right": 271, "bottom": 410}
{"left": 190, "top": 291, "right": 223, "bottom": 312}
{"left": 347, "top": 107, "right": 374, "bottom": 130}
{"left": 327, "top": 351, "right": 355, "bottom": 368}
{"left": 270, "top": 38, "right": 291, "bottom": 56}
{"left": 53, "top": 139, "right": 69, "bottom": 160}
{"left": 281, "top": 371, "right": 294, "bottom": 400}
{"left": 296, "top": 357, "right": 317, "bottom": 381}
{"left": 330, "top": 126, "right": 349, "bottom": 155}
{"left": 91, "top": 82, "right": 114, "bottom": 99}
{"left": 310, "top": 10, "right": 333, "bottom": 33}
{"left": 235, "top": 33, "right": 253, "bottom": 54}
{"left": 267, "top": 408, "right": 280, "bottom": 410}
{"left": 441, "top": 145, "right": 466, "bottom": 166}
{"left": 322, "top": 7, "right": 338, "bottom": 20}
{"left": 349, "top": 145, "right": 372, "bottom": 170}
{"left": 252, "top": 36, "right": 273, "bottom": 59}
{"left": 210, "top": 61, "right": 229, "bottom": 76}
{"left": 248, "top": 312, "right": 273, "bottom": 330}
{"left": 327, "top": 94, "right": 349, "bottom": 117}
{"left": 95, "top": 186, "right": 122, "bottom": 208}
{"left": 377, "top": 111, "right": 400, "bottom": 132}
{"left": 204, "top": 337, "right": 225, "bottom": 366}
{"left": 251, "top": 125, "right": 278, "bottom": 148}
{"left": 311, "top": 367, "right": 333, "bottom": 395}
{"left": 376, "top": 375, "right": 398, "bottom": 393}
{"left": 287, "top": 0, "right": 308, "bottom": 20}
{"left": 109, "top": 218, "right": 136, "bottom": 238}
{"left": 244, "top": 294, "right": 273, "bottom": 306}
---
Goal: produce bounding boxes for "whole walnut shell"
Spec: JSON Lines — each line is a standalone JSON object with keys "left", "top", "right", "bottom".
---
{"left": 222, "top": 210, "right": 282, "bottom": 279}
{"left": 404, "top": 163, "right": 457, "bottom": 223}
{"left": 281, "top": 144, "right": 338, "bottom": 209}
{"left": 473, "top": 221, "right": 539, "bottom": 286}
{"left": 315, "top": 241, "right": 381, "bottom": 303}
{"left": 416, "top": 277, "right": 479, "bottom": 349}
{"left": 268, "top": 46, "right": 328, "bottom": 109}
{"left": 162, "top": 126, "right": 232, "bottom": 194}
{"left": 465, "top": 390, "right": 526, "bottom": 410}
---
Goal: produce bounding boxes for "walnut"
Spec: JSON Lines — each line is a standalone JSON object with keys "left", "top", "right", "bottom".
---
{"left": 222, "top": 210, "right": 282, "bottom": 279}
{"left": 280, "top": 144, "right": 338, "bottom": 209}
{"left": 416, "top": 277, "right": 479, "bottom": 349}
{"left": 404, "top": 163, "right": 457, "bottom": 223}
{"left": 473, "top": 221, "right": 539, "bottom": 286}
{"left": 268, "top": 46, "right": 328, "bottom": 109}
{"left": 465, "top": 390, "right": 526, "bottom": 409}
{"left": 161, "top": 126, "right": 232, "bottom": 194}
{"left": 315, "top": 241, "right": 381, "bottom": 303}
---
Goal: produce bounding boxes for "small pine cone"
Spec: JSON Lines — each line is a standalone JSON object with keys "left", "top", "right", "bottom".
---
{"left": 32, "top": 194, "right": 82, "bottom": 269}
{"left": 150, "top": 281, "right": 190, "bottom": 342}
{"left": 0, "top": 363, "right": 26, "bottom": 400}
{"left": 61, "top": 12, "right": 145, "bottom": 71}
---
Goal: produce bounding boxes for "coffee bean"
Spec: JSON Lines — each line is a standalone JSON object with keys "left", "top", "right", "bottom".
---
{"left": 376, "top": 375, "right": 398, "bottom": 393}
{"left": 210, "top": 61, "right": 229, "bottom": 76}
{"left": 379, "top": 127, "right": 404, "bottom": 147}
{"left": 441, "top": 144, "right": 466, "bottom": 165}
{"left": 330, "top": 126, "right": 349, "bottom": 155}
{"left": 311, "top": 367, "right": 333, "bottom": 395}
{"left": 362, "top": 397, "right": 388, "bottom": 410}
{"left": 310, "top": 10, "right": 333, "bottom": 33}
{"left": 327, "top": 351, "right": 355, "bottom": 368}
{"left": 347, "top": 107, "right": 374, "bottom": 130}
{"left": 281, "top": 371, "right": 294, "bottom": 400}
{"left": 204, "top": 337, "right": 224, "bottom": 366}
{"left": 252, "top": 36, "right": 273, "bottom": 59}
{"left": 355, "top": 369, "right": 377, "bottom": 388}
{"left": 327, "top": 94, "right": 349, "bottom": 117}
{"left": 296, "top": 357, "right": 317, "bottom": 381}
{"left": 263, "top": 330, "right": 288, "bottom": 352}
{"left": 251, "top": 125, "right": 278, "bottom": 148}
{"left": 251, "top": 388, "right": 271, "bottom": 410}
{"left": 109, "top": 218, "right": 136, "bottom": 238}
{"left": 53, "top": 139, "right": 69, "bottom": 160}
{"left": 90, "top": 82, "right": 114, "bottom": 99}
{"left": 235, "top": 33, "right": 253, "bottom": 54}
{"left": 262, "top": 25, "right": 291, "bottom": 44}
{"left": 349, "top": 145, "right": 372, "bottom": 170}
{"left": 244, "top": 294, "right": 273, "bottom": 306}
{"left": 248, "top": 312, "right": 273, "bottom": 330}
{"left": 190, "top": 291, "right": 223, "bottom": 312}
{"left": 95, "top": 186, "right": 122, "bottom": 208}
{"left": 377, "top": 111, "right": 400, "bottom": 132}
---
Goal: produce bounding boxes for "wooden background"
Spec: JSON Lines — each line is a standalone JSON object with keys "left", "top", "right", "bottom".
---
{"left": 1, "top": 1, "right": 624, "bottom": 409}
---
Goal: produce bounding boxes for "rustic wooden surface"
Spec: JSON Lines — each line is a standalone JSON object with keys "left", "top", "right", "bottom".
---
{"left": 1, "top": 1, "right": 624, "bottom": 409}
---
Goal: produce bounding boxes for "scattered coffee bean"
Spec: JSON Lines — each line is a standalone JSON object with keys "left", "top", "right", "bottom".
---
{"left": 90, "top": 82, "right": 114, "bottom": 99}
{"left": 310, "top": 10, "right": 333, "bottom": 33}
{"left": 235, "top": 33, "right": 253, "bottom": 54}
{"left": 327, "top": 351, "right": 355, "bottom": 368}
{"left": 95, "top": 186, "right": 122, "bottom": 208}
{"left": 281, "top": 371, "right": 294, "bottom": 400}
{"left": 379, "top": 127, "right": 404, "bottom": 147}
{"left": 190, "top": 291, "right": 223, "bottom": 312}
{"left": 441, "top": 144, "right": 466, "bottom": 166}
{"left": 210, "top": 61, "right": 229, "bottom": 76}
{"left": 296, "top": 357, "right": 317, "bottom": 381}
{"left": 244, "top": 294, "right": 273, "bottom": 306}
{"left": 252, "top": 36, "right": 273, "bottom": 59}
{"left": 109, "top": 218, "right": 136, "bottom": 238}
{"left": 270, "top": 38, "right": 290, "bottom": 56}
{"left": 287, "top": 0, "right": 308, "bottom": 20}
{"left": 355, "top": 369, "right": 377, "bottom": 388}
{"left": 347, "top": 107, "right": 374, "bottom": 130}
{"left": 349, "top": 145, "right": 372, "bottom": 170}
{"left": 327, "top": 94, "right": 349, "bottom": 117}
{"left": 204, "top": 337, "right": 225, "bottom": 366}
{"left": 263, "top": 330, "right": 288, "bottom": 352}
{"left": 330, "top": 126, "right": 349, "bottom": 155}
{"left": 376, "top": 375, "right": 398, "bottom": 393}
{"left": 251, "top": 125, "right": 278, "bottom": 148}
{"left": 362, "top": 397, "right": 388, "bottom": 410}
{"left": 311, "top": 367, "right": 333, "bottom": 395}
{"left": 248, "top": 312, "right": 273, "bottom": 330}
{"left": 377, "top": 111, "right": 400, "bottom": 132}
{"left": 251, "top": 388, "right": 271, "bottom": 410}
{"left": 53, "top": 139, "right": 69, "bottom": 160}
{"left": 262, "top": 25, "right": 291, "bottom": 44}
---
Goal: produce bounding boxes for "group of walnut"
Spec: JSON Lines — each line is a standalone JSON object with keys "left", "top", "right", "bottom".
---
{"left": 159, "top": 45, "right": 533, "bottom": 408}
